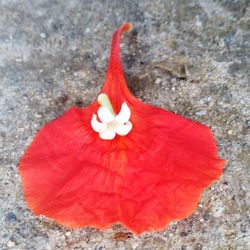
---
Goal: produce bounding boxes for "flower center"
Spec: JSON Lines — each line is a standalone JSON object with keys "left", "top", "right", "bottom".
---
{"left": 107, "top": 120, "right": 118, "bottom": 130}
{"left": 91, "top": 94, "right": 132, "bottom": 140}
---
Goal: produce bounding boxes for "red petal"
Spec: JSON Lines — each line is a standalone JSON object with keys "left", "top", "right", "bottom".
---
{"left": 19, "top": 23, "right": 224, "bottom": 234}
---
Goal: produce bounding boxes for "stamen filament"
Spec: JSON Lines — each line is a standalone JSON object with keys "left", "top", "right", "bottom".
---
{"left": 97, "top": 93, "right": 115, "bottom": 115}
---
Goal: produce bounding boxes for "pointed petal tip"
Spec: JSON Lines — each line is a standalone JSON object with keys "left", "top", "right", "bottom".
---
{"left": 115, "top": 102, "right": 131, "bottom": 124}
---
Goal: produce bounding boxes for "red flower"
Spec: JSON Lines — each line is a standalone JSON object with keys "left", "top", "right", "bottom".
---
{"left": 19, "top": 23, "right": 224, "bottom": 234}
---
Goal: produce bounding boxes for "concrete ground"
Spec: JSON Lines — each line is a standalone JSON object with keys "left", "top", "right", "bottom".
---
{"left": 0, "top": 0, "right": 249, "bottom": 249}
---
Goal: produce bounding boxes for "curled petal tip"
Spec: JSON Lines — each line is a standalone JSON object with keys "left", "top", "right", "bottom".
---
{"left": 101, "top": 22, "right": 134, "bottom": 111}
{"left": 123, "top": 22, "right": 133, "bottom": 32}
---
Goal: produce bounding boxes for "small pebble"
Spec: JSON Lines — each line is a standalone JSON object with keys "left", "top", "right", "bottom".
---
{"left": 195, "top": 110, "right": 206, "bottom": 116}
{"left": 245, "top": 120, "right": 250, "bottom": 129}
{"left": 245, "top": 135, "right": 250, "bottom": 147}
{"left": 195, "top": 16, "right": 202, "bottom": 27}
{"left": 171, "top": 78, "right": 177, "bottom": 84}
{"left": 219, "top": 39, "right": 225, "bottom": 48}
{"left": 196, "top": 20, "right": 202, "bottom": 27}
{"left": 227, "top": 130, "right": 233, "bottom": 135}
{"left": 5, "top": 212, "right": 17, "bottom": 224}
{"left": 40, "top": 33, "right": 46, "bottom": 39}
{"left": 155, "top": 78, "right": 161, "bottom": 84}
{"left": 65, "top": 231, "right": 71, "bottom": 236}
{"left": 7, "top": 241, "right": 15, "bottom": 248}
{"left": 15, "top": 58, "right": 22, "bottom": 62}
{"left": 35, "top": 113, "right": 42, "bottom": 118}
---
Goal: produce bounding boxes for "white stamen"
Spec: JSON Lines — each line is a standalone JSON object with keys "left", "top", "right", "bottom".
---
{"left": 97, "top": 93, "right": 115, "bottom": 115}
{"left": 97, "top": 107, "right": 115, "bottom": 123}
{"left": 91, "top": 94, "right": 132, "bottom": 140}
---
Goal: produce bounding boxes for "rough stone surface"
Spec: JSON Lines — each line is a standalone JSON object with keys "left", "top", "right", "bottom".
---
{"left": 0, "top": 0, "right": 249, "bottom": 249}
